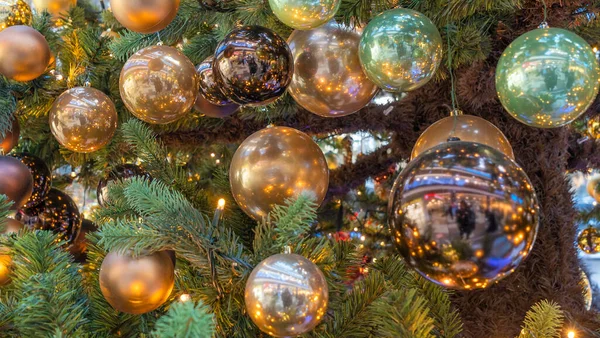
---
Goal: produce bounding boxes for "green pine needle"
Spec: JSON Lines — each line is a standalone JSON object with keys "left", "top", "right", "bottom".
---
{"left": 153, "top": 301, "right": 214, "bottom": 338}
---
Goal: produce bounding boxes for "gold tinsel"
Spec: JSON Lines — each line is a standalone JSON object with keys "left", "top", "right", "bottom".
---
{"left": 588, "top": 114, "right": 600, "bottom": 139}
{"left": 0, "top": 0, "right": 32, "bottom": 31}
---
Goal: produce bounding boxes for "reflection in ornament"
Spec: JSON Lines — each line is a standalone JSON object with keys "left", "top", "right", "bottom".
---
{"left": 581, "top": 271, "right": 593, "bottom": 310}
{"left": 577, "top": 227, "right": 600, "bottom": 254}
{"left": 245, "top": 253, "right": 328, "bottom": 337}
{"left": 196, "top": 55, "right": 234, "bottom": 106}
{"left": 389, "top": 141, "right": 539, "bottom": 290}
{"left": 496, "top": 28, "right": 600, "bottom": 128}
{"left": 269, "top": 0, "right": 340, "bottom": 30}
{"left": 0, "top": 155, "right": 33, "bottom": 209}
{"left": 0, "top": 253, "right": 10, "bottom": 285}
{"left": 10, "top": 153, "right": 52, "bottom": 209}
{"left": 587, "top": 176, "right": 600, "bottom": 202}
{"left": 194, "top": 92, "right": 239, "bottom": 118}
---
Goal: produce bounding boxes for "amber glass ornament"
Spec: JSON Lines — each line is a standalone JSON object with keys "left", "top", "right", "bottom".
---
{"left": 97, "top": 164, "right": 151, "bottom": 206}
{"left": 16, "top": 188, "right": 81, "bottom": 244}
{"left": 99, "top": 250, "right": 175, "bottom": 314}
{"left": 10, "top": 153, "right": 51, "bottom": 209}
{"left": 0, "top": 155, "right": 33, "bottom": 209}
{"left": 110, "top": 0, "right": 179, "bottom": 34}
{"left": 0, "top": 117, "right": 19, "bottom": 154}
{"left": 214, "top": 26, "right": 293, "bottom": 106}
{"left": 389, "top": 141, "right": 539, "bottom": 290}
{"left": 0, "top": 253, "right": 10, "bottom": 285}
{"left": 245, "top": 253, "right": 328, "bottom": 337}
{"left": 412, "top": 113, "right": 514, "bottom": 160}
{"left": 0, "top": 0, "right": 32, "bottom": 31}
{"left": 0, "top": 25, "right": 50, "bottom": 81}
{"left": 577, "top": 227, "right": 600, "bottom": 254}
{"left": 230, "top": 126, "right": 329, "bottom": 220}
{"left": 31, "top": 0, "right": 75, "bottom": 18}
{"left": 120, "top": 45, "right": 199, "bottom": 124}
{"left": 269, "top": 0, "right": 339, "bottom": 30}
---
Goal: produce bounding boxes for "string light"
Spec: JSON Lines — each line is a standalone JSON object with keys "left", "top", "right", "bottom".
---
{"left": 567, "top": 330, "right": 575, "bottom": 338}
{"left": 179, "top": 294, "right": 191, "bottom": 302}
{"left": 217, "top": 198, "right": 226, "bottom": 210}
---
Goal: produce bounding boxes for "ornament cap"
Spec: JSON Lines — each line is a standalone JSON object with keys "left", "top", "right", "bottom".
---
{"left": 538, "top": 21, "right": 549, "bottom": 29}
{"left": 283, "top": 246, "right": 292, "bottom": 254}
{"left": 449, "top": 109, "right": 463, "bottom": 117}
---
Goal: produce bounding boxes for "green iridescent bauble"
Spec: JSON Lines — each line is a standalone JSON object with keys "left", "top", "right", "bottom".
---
{"left": 496, "top": 28, "right": 600, "bottom": 128}
{"left": 358, "top": 8, "right": 443, "bottom": 92}
{"left": 269, "top": 0, "right": 340, "bottom": 30}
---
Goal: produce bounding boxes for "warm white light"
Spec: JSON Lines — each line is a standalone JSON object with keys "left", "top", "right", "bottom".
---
{"left": 217, "top": 198, "right": 226, "bottom": 209}
{"left": 179, "top": 294, "right": 191, "bottom": 302}
{"left": 567, "top": 330, "right": 575, "bottom": 338}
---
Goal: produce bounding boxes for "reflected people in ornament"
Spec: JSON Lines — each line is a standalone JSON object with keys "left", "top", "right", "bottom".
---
{"left": 496, "top": 28, "right": 600, "bottom": 128}
{"left": 0, "top": 155, "right": 33, "bottom": 210}
{"left": 213, "top": 26, "right": 294, "bottom": 106}
{"left": 197, "top": 55, "right": 235, "bottom": 106}
{"left": 16, "top": 188, "right": 81, "bottom": 244}
{"left": 10, "top": 153, "right": 51, "bottom": 209}
{"left": 97, "top": 164, "right": 151, "bottom": 206}
{"left": 389, "top": 141, "right": 539, "bottom": 290}
{"left": 577, "top": 227, "right": 600, "bottom": 254}
{"left": 0, "top": 117, "right": 19, "bottom": 154}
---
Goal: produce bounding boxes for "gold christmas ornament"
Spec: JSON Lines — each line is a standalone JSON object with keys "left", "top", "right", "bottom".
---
{"left": 0, "top": 25, "right": 50, "bottom": 81}
{"left": 0, "top": 0, "right": 32, "bottom": 31}
{"left": 577, "top": 227, "right": 600, "bottom": 254}
{"left": 99, "top": 250, "right": 175, "bottom": 314}
{"left": 0, "top": 117, "right": 19, "bottom": 154}
{"left": 245, "top": 253, "right": 328, "bottom": 337}
{"left": 110, "top": 0, "right": 180, "bottom": 34}
{"left": 587, "top": 176, "right": 600, "bottom": 202}
{"left": 269, "top": 0, "right": 340, "bottom": 30}
{"left": 0, "top": 254, "right": 10, "bottom": 286}
{"left": 31, "top": 0, "right": 76, "bottom": 18}
{"left": 588, "top": 115, "right": 600, "bottom": 139}
{"left": 49, "top": 87, "right": 118, "bottom": 153}
{"left": 230, "top": 126, "right": 329, "bottom": 220}
{"left": 412, "top": 112, "right": 515, "bottom": 160}
{"left": 120, "top": 45, "right": 199, "bottom": 124}
{"left": 2, "top": 218, "right": 23, "bottom": 234}
{"left": 0, "top": 155, "right": 33, "bottom": 209}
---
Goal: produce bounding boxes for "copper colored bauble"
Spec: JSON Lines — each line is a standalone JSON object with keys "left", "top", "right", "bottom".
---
{"left": 194, "top": 92, "right": 239, "bottom": 118}
{"left": 230, "top": 126, "right": 329, "bottom": 220}
{"left": 0, "top": 117, "right": 19, "bottom": 154}
{"left": 0, "top": 25, "right": 50, "bottom": 81}
{"left": 16, "top": 188, "right": 81, "bottom": 244}
{"left": 0, "top": 254, "right": 10, "bottom": 285}
{"left": 214, "top": 26, "right": 293, "bottom": 106}
{"left": 587, "top": 177, "right": 600, "bottom": 202}
{"left": 110, "top": 0, "right": 179, "bottom": 34}
{"left": 2, "top": 218, "right": 23, "bottom": 234}
{"left": 197, "top": 55, "right": 234, "bottom": 106}
{"left": 31, "top": 0, "right": 75, "bottom": 18}
{"left": 389, "top": 141, "right": 539, "bottom": 290}
{"left": 99, "top": 250, "right": 175, "bottom": 314}
{"left": 0, "top": 0, "right": 32, "bottom": 31}
{"left": 245, "top": 253, "right": 328, "bottom": 337}
{"left": 97, "top": 164, "right": 151, "bottom": 206}
{"left": 10, "top": 153, "right": 51, "bottom": 209}
{"left": 577, "top": 227, "right": 600, "bottom": 254}
{"left": 120, "top": 45, "right": 199, "bottom": 124}
{"left": 49, "top": 87, "right": 118, "bottom": 153}
{"left": 69, "top": 219, "right": 97, "bottom": 262}
{"left": 0, "top": 156, "right": 33, "bottom": 209}
{"left": 411, "top": 113, "right": 515, "bottom": 160}
{"left": 287, "top": 21, "right": 378, "bottom": 117}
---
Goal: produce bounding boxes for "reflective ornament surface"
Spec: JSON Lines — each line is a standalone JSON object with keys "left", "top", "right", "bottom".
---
{"left": 0, "top": 156, "right": 33, "bottom": 209}
{"left": 412, "top": 114, "right": 514, "bottom": 160}
{"left": 31, "top": 0, "right": 75, "bottom": 18}
{"left": 99, "top": 250, "right": 175, "bottom": 314}
{"left": 245, "top": 253, "right": 328, "bottom": 337}
{"left": 588, "top": 115, "right": 600, "bottom": 139}
{"left": 10, "top": 153, "right": 51, "bottom": 209}
{"left": 213, "top": 26, "right": 293, "bottom": 106}
{"left": 2, "top": 218, "right": 23, "bottom": 234}
{"left": 496, "top": 28, "right": 600, "bottom": 128}
{"left": 0, "top": 0, "right": 32, "bottom": 31}
{"left": 197, "top": 55, "right": 233, "bottom": 106}
{"left": 110, "top": 0, "right": 179, "bottom": 33}
{"left": 194, "top": 92, "right": 239, "bottom": 118}
{"left": 69, "top": 219, "right": 98, "bottom": 262}
{"left": 269, "top": 0, "right": 339, "bottom": 30}
{"left": 0, "top": 254, "right": 10, "bottom": 285}
{"left": 49, "top": 87, "right": 118, "bottom": 153}
{"left": 577, "top": 227, "right": 600, "bottom": 254}
{"left": 0, "top": 25, "right": 50, "bottom": 81}
{"left": 97, "top": 164, "right": 151, "bottom": 206}
{"left": 0, "top": 117, "right": 19, "bottom": 154}
{"left": 358, "top": 8, "right": 443, "bottom": 92}
{"left": 120, "top": 45, "right": 199, "bottom": 124}
{"left": 389, "top": 141, "right": 539, "bottom": 290}
{"left": 587, "top": 177, "right": 600, "bottom": 202}
{"left": 287, "top": 21, "right": 378, "bottom": 117}
{"left": 230, "top": 126, "right": 329, "bottom": 220}
{"left": 581, "top": 271, "right": 593, "bottom": 310}
{"left": 16, "top": 188, "right": 81, "bottom": 244}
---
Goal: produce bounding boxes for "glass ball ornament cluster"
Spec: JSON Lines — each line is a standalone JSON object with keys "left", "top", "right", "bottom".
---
{"left": 577, "top": 227, "right": 600, "bottom": 254}
{"left": 388, "top": 141, "right": 539, "bottom": 289}
{"left": 0, "top": 25, "right": 50, "bottom": 81}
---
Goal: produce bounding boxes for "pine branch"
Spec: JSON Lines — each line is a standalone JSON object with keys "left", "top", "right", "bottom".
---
{"left": 372, "top": 289, "right": 435, "bottom": 338}
{"left": 152, "top": 301, "right": 214, "bottom": 338}
{"left": 97, "top": 219, "right": 172, "bottom": 256}
{"left": 517, "top": 300, "right": 564, "bottom": 338}
{"left": 0, "top": 195, "right": 13, "bottom": 232}
{"left": 271, "top": 194, "right": 319, "bottom": 248}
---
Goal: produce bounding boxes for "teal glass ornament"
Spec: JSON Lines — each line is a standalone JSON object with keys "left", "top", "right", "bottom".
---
{"left": 496, "top": 28, "right": 600, "bottom": 128}
{"left": 358, "top": 8, "right": 443, "bottom": 92}
{"left": 269, "top": 0, "right": 340, "bottom": 30}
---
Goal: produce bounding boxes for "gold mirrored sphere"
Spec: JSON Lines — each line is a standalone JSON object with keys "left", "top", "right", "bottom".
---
{"left": 0, "top": 254, "right": 11, "bottom": 286}
{"left": 110, "top": 0, "right": 179, "bottom": 33}
{"left": 31, "top": 0, "right": 75, "bottom": 18}
{"left": 577, "top": 227, "right": 600, "bottom": 254}
{"left": 0, "top": 25, "right": 50, "bottom": 81}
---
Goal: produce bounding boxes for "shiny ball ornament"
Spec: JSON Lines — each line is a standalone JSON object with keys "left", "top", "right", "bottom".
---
{"left": 213, "top": 26, "right": 293, "bottom": 106}
{"left": 109, "top": 0, "right": 179, "bottom": 34}
{"left": 389, "top": 141, "right": 539, "bottom": 290}
{"left": 194, "top": 92, "right": 239, "bottom": 118}
{"left": 120, "top": 45, "right": 199, "bottom": 124}
{"left": 0, "top": 156, "right": 33, "bottom": 210}
{"left": 97, "top": 164, "right": 151, "bottom": 206}
{"left": 269, "top": 0, "right": 340, "bottom": 30}
{"left": 577, "top": 227, "right": 600, "bottom": 254}
{"left": 0, "top": 25, "right": 51, "bottom": 81}
{"left": 16, "top": 188, "right": 81, "bottom": 244}
{"left": 99, "top": 250, "right": 175, "bottom": 314}
{"left": 245, "top": 253, "right": 328, "bottom": 337}
{"left": 49, "top": 87, "right": 118, "bottom": 153}
{"left": 359, "top": 8, "right": 443, "bottom": 92}
{"left": 0, "top": 117, "right": 19, "bottom": 154}
{"left": 230, "top": 126, "right": 329, "bottom": 220}
{"left": 287, "top": 21, "right": 378, "bottom": 117}
{"left": 0, "top": 254, "right": 10, "bottom": 286}
{"left": 587, "top": 177, "right": 600, "bottom": 202}
{"left": 10, "top": 153, "right": 51, "bottom": 209}
{"left": 0, "top": 0, "right": 32, "bottom": 31}
{"left": 2, "top": 218, "right": 23, "bottom": 234}
{"left": 581, "top": 271, "right": 593, "bottom": 310}
{"left": 197, "top": 55, "right": 234, "bottom": 106}
{"left": 411, "top": 114, "right": 515, "bottom": 160}
{"left": 32, "top": 0, "right": 75, "bottom": 18}
{"left": 69, "top": 219, "right": 97, "bottom": 262}
{"left": 496, "top": 28, "right": 600, "bottom": 128}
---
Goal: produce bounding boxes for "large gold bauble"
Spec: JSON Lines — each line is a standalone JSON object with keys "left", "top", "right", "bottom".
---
{"left": 287, "top": 21, "right": 378, "bottom": 117}
{"left": 0, "top": 117, "right": 19, "bottom": 154}
{"left": 0, "top": 155, "right": 33, "bottom": 210}
{"left": 412, "top": 114, "right": 515, "bottom": 160}
{"left": 110, "top": 0, "right": 180, "bottom": 34}
{"left": 229, "top": 126, "right": 329, "bottom": 220}
{"left": 49, "top": 87, "right": 118, "bottom": 153}
{"left": 587, "top": 176, "right": 600, "bottom": 202}
{"left": 577, "top": 227, "right": 600, "bottom": 254}
{"left": 99, "top": 250, "right": 175, "bottom": 314}
{"left": 0, "top": 0, "right": 32, "bottom": 31}
{"left": 0, "top": 25, "right": 50, "bottom": 81}
{"left": 120, "top": 45, "right": 199, "bottom": 124}
{"left": 0, "top": 254, "right": 11, "bottom": 286}
{"left": 269, "top": 0, "right": 340, "bottom": 30}
{"left": 389, "top": 141, "right": 539, "bottom": 290}
{"left": 31, "top": 0, "right": 75, "bottom": 18}
{"left": 245, "top": 253, "right": 328, "bottom": 337}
